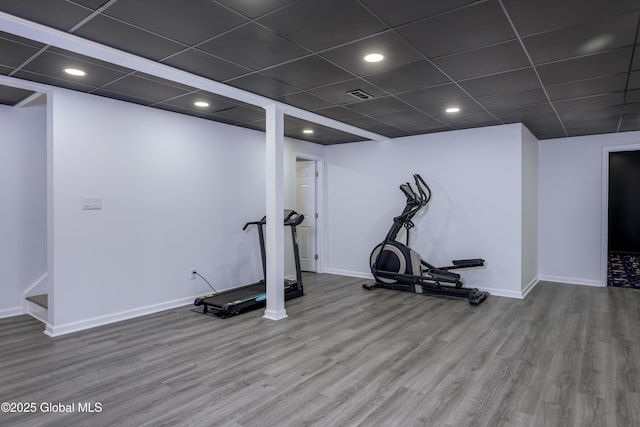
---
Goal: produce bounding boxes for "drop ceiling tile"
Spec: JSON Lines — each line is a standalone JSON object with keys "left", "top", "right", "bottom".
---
{"left": 502, "top": 0, "right": 639, "bottom": 36}
{"left": 74, "top": 15, "right": 185, "bottom": 61}
{"left": 537, "top": 47, "right": 633, "bottom": 85}
{"left": 458, "top": 68, "right": 541, "bottom": 97}
{"left": 397, "top": 0, "right": 515, "bottom": 58}
{"left": 522, "top": 12, "right": 638, "bottom": 64}
{"left": 363, "top": 61, "right": 450, "bottom": 94}
{"left": 309, "top": 78, "right": 386, "bottom": 105}
{"left": 559, "top": 106, "right": 623, "bottom": 122}
{"left": 372, "top": 109, "right": 432, "bottom": 127}
{"left": 311, "top": 133, "right": 370, "bottom": 145}
{"left": 0, "top": 64, "right": 11, "bottom": 75}
{"left": 261, "top": 56, "right": 353, "bottom": 89}
{"left": 0, "top": 0, "right": 92, "bottom": 31}
{"left": 46, "top": 47, "right": 133, "bottom": 73}
{"left": 198, "top": 23, "right": 307, "bottom": 70}
{"left": 0, "top": 35, "right": 42, "bottom": 69}
{"left": 72, "top": 0, "right": 110, "bottom": 10}
{"left": 103, "top": 0, "right": 247, "bottom": 45}
{"left": 441, "top": 111, "right": 502, "bottom": 129}
{"left": 419, "top": 98, "right": 486, "bottom": 118}
{"left": 633, "top": 45, "right": 640, "bottom": 70}
{"left": 368, "top": 126, "right": 412, "bottom": 138}
{"left": 629, "top": 71, "right": 640, "bottom": 89}
{"left": 320, "top": 32, "right": 424, "bottom": 76}
{"left": 360, "top": 0, "right": 478, "bottom": 27}
{"left": 545, "top": 74, "right": 628, "bottom": 101}
{"left": 99, "top": 75, "right": 190, "bottom": 103}
{"left": 227, "top": 73, "right": 299, "bottom": 98}
{"left": 342, "top": 115, "right": 391, "bottom": 130}
{"left": 213, "top": 105, "right": 265, "bottom": 122}
{"left": 477, "top": 88, "right": 549, "bottom": 110}
{"left": 401, "top": 119, "right": 454, "bottom": 133}
{"left": 565, "top": 117, "right": 621, "bottom": 136}
{"left": 215, "top": 0, "right": 296, "bottom": 19}
{"left": 275, "top": 92, "right": 333, "bottom": 110}
{"left": 152, "top": 102, "right": 232, "bottom": 122}
{"left": 619, "top": 114, "right": 640, "bottom": 132}
{"left": 21, "top": 50, "right": 128, "bottom": 87}
{"left": 313, "top": 106, "right": 365, "bottom": 121}
{"left": 95, "top": 88, "right": 156, "bottom": 106}
{"left": 160, "top": 91, "right": 239, "bottom": 114}
{"left": 256, "top": 0, "right": 386, "bottom": 51}
{"left": 0, "top": 84, "right": 35, "bottom": 105}
{"left": 14, "top": 69, "right": 99, "bottom": 92}
{"left": 525, "top": 122, "right": 566, "bottom": 139}
{"left": 627, "top": 89, "right": 640, "bottom": 104}
{"left": 161, "top": 49, "right": 251, "bottom": 82}
{"left": 433, "top": 40, "right": 529, "bottom": 80}
{"left": 346, "top": 96, "right": 411, "bottom": 116}
{"left": 623, "top": 103, "right": 640, "bottom": 114}
{"left": 554, "top": 93, "right": 625, "bottom": 112}
{"left": 397, "top": 83, "right": 469, "bottom": 108}
{"left": 491, "top": 103, "right": 557, "bottom": 123}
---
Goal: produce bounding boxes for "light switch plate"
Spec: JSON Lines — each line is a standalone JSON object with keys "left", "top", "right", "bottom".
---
{"left": 82, "top": 196, "right": 102, "bottom": 210}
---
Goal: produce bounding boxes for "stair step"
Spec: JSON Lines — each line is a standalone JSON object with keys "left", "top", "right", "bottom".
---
{"left": 26, "top": 294, "right": 48, "bottom": 309}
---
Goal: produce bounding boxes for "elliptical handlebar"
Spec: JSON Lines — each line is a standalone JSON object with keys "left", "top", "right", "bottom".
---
{"left": 413, "top": 174, "right": 431, "bottom": 206}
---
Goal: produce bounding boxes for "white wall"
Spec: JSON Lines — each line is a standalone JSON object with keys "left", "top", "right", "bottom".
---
{"left": 0, "top": 101, "right": 47, "bottom": 317}
{"left": 521, "top": 126, "right": 538, "bottom": 294}
{"left": 324, "top": 123, "right": 524, "bottom": 297}
{"left": 47, "top": 90, "right": 271, "bottom": 333}
{"left": 539, "top": 130, "right": 640, "bottom": 286}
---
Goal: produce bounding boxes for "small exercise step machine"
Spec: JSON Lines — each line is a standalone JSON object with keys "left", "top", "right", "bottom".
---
{"left": 363, "top": 174, "right": 489, "bottom": 305}
{"left": 194, "top": 209, "right": 304, "bottom": 317}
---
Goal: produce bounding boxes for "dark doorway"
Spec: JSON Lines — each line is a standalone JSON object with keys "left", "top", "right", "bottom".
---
{"left": 608, "top": 150, "right": 640, "bottom": 288}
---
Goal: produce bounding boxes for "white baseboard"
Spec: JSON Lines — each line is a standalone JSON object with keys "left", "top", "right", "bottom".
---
{"left": 0, "top": 307, "right": 23, "bottom": 319}
{"left": 325, "top": 268, "right": 372, "bottom": 280}
{"left": 43, "top": 295, "right": 198, "bottom": 337}
{"left": 521, "top": 276, "right": 540, "bottom": 299}
{"left": 538, "top": 275, "right": 605, "bottom": 287}
{"left": 477, "top": 287, "right": 523, "bottom": 299}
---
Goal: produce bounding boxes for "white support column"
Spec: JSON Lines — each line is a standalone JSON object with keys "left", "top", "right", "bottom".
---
{"left": 263, "top": 104, "right": 287, "bottom": 320}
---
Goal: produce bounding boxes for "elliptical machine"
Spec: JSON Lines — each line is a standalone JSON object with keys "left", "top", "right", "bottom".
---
{"left": 363, "top": 174, "right": 489, "bottom": 305}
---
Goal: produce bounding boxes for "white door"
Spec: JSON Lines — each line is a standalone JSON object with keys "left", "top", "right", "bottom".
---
{"left": 296, "top": 160, "right": 316, "bottom": 272}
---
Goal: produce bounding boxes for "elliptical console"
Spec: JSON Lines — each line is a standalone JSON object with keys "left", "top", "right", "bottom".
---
{"left": 363, "top": 174, "right": 489, "bottom": 305}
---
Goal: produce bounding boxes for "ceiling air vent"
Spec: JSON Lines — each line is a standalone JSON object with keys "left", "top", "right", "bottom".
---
{"left": 346, "top": 89, "right": 374, "bottom": 100}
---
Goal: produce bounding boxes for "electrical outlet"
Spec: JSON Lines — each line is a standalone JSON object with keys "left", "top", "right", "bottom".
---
{"left": 190, "top": 270, "right": 197, "bottom": 280}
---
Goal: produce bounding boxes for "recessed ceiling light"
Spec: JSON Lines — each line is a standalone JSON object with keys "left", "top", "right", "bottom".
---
{"left": 194, "top": 101, "right": 209, "bottom": 108}
{"left": 364, "top": 53, "right": 384, "bottom": 63}
{"left": 303, "top": 129, "right": 314, "bottom": 134}
{"left": 445, "top": 107, "right": 460, "bottom": 113}
{"left": 64, "top": 68, "right": 86, "bottom": 76}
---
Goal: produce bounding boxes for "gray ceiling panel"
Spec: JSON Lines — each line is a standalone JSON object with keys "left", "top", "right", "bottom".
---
{"left": 502, "top": 0, "right": 640, "bottom": 36}
{"left": 214, "top": 0, "right": 296, "bottom": 19}
{"left": 161, "top": 49, "right": 251, "bottom": 82}
{"left": 0, "top": 84, "right": 35, "bottom": 105}
{"left": 102, "top": 0, "right": 247, "bottom": 46}
{"left": 261, "top": 56, "right": 353, "bottom": 90}
{"left": 363, "top": 61, "right": 450, "bottom": 94}
{"left": 537, "top": 48, "right": 634, "bottom": 85}
{"left": 397, "top": 0, "right": 516, "bottom": 58}
{"left": 197, "top": 23, "right": 308, "bottom": 70}
{"left": 320, "top": 32, "right": 424, "bottom": 76}
{"left": 74, "top": 15, "right": 186, "bottom": 61}
{"left": 0, "top": 0, "right": 638, "bottom": 142}
{"left": 360, "top": 0, "right": 478, "bottom": 27}
{"left": 0, "top": 0, "right": 92, "bottom": 31}
{"left": 256, "top": 0, "right": 386, "bottom": 51}
{"left": 522, "top": 12, "right": 639, "bottom": 64}
{"left": 433, "top": 40, "right": 530, "bottom": 80}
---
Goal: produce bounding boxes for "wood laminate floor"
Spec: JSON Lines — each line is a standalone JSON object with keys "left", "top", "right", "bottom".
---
{"left": 1, "top": 274, "right": 639, "bottom": 426}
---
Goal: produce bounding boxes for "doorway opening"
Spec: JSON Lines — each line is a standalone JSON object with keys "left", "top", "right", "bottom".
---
{"left": 603, "top": 146, "right": 640, "bottom": 288}
{"left": 295, "top": 154, "right": 324, "bottom": 273}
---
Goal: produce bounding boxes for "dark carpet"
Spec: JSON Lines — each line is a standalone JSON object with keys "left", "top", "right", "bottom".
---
{"left": 608, "top": 252, "right": 640, "bottom": 288}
